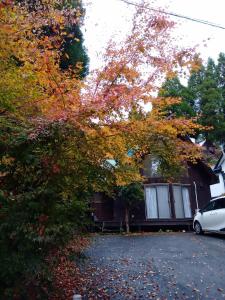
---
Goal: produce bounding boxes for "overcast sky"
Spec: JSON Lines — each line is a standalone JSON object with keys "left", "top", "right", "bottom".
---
{"left": 83, "top": 0, "right": 225, "bottom": 70}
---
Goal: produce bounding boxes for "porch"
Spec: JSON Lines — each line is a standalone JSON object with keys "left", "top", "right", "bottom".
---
{"left": 94, "top": 218, "right": 193, "bottom": 233}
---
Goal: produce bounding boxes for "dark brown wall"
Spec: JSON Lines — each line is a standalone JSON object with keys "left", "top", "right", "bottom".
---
{"left": 187, "top": 163, "right": 212, "bottom": 209}
{"left": 91, "top": 193, "right": 114, "bottom": 221}
{"left": 91, "top": 162, "right": 214, "bottom": 223}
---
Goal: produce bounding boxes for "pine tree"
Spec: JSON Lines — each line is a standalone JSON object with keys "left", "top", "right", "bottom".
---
{"left": 187, "top": 65, "right": 205, "bottom": 114}
{"left": 60, "top": 23, "right": 89, "bottom": 77}
{"left": 217, "top": 53, "right": 225, "bottom": 139}
{"left": 160, "top": 56, "right": 225, "bottom": 145}
{"left": 159, "top": 76, "right": 195, "bottom": 118}
{"left": 188, "top": 58, "right": 225, "bottom": 144}
{"left": 16, "top": 0, "right": 89, "bottom": 77}
{"left": 200, "top": 59, "right": 224, "bottom": 142}
{"left": 217, "top": 53, "right": 225, "bottom": 100}
{"left": 59, "top": 0, "right": 89, "bottom": 77}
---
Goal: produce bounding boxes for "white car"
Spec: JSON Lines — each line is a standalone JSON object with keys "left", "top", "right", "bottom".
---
{"left": 193, "top": 196, "right": 225, "bottom": 234}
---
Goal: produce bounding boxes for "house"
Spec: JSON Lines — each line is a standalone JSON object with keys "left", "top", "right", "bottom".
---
{"left": 210, "top": 151, "right": 225, "bottom": 198}
{"left": 91, "top": 156, "right": 217, "bottom": 231}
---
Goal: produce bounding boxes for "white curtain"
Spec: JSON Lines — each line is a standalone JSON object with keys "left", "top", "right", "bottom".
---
{"left": 146, "top": 187, "right": 158, "bottom": 219}
{"left": 182, "top": 187, "right": 192, "bottom": 218}
{"left": 173, "top": 186, "right": 185, "bottom": 218}
{"left": 157, "top": 185, "right": 171, "bottom": 218}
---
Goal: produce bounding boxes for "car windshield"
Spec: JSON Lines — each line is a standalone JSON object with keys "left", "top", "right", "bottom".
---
{"left": 202, "top": 201, "right": 215, "bottom": 212}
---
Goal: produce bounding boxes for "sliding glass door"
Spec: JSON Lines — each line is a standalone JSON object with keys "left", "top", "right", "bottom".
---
{"left": 145, "top": 184, "right": 192, "bottom": 220}
{"left": 145, "top": 185, "right": 171, "bottom": 219}
{"left": 173, "top": 185, "right": 192, "bottom": 218}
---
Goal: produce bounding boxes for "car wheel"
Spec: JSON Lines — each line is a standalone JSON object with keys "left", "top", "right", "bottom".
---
{"left": 194, "top": 221, "right": 203, "bottom": 235}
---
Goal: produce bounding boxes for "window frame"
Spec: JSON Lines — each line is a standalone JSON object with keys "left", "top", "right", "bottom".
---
{"left": 145, "top": 184, "right": 172, "bottom": 219}
{"left": 172, "top": 184, "right": 192, "bottom": 219}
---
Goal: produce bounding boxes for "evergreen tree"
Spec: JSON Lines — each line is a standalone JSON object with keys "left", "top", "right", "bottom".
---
{"left": 59, "top": 0, "right": 89, "bottom": 77}
{"left": 159, "top": 76, "right": 195, "bottom": 117}
{"left": 16, "top": 0, "right": 89, "bottom": 77}
{"left": 199, "top": 59, "right": 224, "bottom": 143}
{"left": 217, "top": 53, "right": 225, "bottom": 100}
{"left": 60, "top": 23, "right": 89, "bottom": 77}
{"left": 188, "top": 58, "right": 225, "bottom": 144}
{"left": 161, "top": 56, "right": 225, "bottom": 145}
{"left": 187, "top": 65, "right": 205, "bottom": 114}
{"left": 217, "top": 53, "right": 225, "bottom": 134}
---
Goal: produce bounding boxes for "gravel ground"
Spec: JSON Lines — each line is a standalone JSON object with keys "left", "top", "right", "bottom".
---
{"left": 80, "top": 232, "right": 225, "bottom": 300}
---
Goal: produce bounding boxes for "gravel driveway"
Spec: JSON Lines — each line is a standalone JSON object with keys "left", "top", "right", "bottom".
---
{"left": 80, "top": 232, "right": 225, "bottom": 299}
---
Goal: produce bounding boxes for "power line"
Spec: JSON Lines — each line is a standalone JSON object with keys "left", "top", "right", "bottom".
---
{"left": 120, "top": 0, "right": 225, "bottom": 30}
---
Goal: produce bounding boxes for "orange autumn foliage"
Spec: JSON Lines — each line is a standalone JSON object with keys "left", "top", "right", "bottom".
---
{"left": 0, "top": 0, "right": 203, "bottom": 185}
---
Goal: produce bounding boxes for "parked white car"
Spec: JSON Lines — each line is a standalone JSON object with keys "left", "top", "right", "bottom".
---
{"left": 193, "top": 196, "right": 225, "bottom": 234}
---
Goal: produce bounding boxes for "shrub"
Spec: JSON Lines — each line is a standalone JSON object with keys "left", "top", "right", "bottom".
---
{"left": 0, "top": 119, "right": 95, "bottom": 299}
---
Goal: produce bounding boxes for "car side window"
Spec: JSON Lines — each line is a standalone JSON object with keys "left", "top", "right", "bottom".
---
{"left": 214, "top": 198, "right": 225, "bottom": 210}
{"left": 202, "top": 201, "right": 215, "bottom": 212}
{"left": 221, "top": 199, "right": 225, "bottom": 209}
{"left": 214, "top": 200, "right": 221, "bottom": 210}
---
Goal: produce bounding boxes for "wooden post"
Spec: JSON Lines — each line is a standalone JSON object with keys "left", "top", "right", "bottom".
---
{"left": 169, "top": 184, "right": 176, "bottom": 219}
{"left": 125, "top": 207, "right": 130, "bottom": 233}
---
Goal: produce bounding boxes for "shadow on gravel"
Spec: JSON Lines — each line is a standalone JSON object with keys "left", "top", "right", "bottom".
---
{"left": 202, "top": 232, "right": 225, "bottom": 241}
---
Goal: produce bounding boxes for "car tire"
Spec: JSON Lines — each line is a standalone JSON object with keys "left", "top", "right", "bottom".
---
{"left": 194, "top": 221, "right": 204, "bottom": 235}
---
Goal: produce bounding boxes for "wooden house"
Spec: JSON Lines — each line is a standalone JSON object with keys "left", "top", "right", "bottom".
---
{"left": 91, "top": 156, "right": 218, "bottom": 231}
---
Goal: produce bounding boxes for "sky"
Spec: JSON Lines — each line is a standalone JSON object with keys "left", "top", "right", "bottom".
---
{"left": 83, "top": 0, "right": 225, "bottom": 71}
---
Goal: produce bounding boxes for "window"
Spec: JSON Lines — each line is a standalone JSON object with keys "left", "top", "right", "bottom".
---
{"left": 202, "top": 201, "right": 215, "bottom": 213}
{"left": 214, "top": 198, "right": 225, "bottom": 210}
{"left": 173, "top": 185, "right": 192, "bottom": 218}
{"left": 142, "top": 155, "right": 161, "bottom": 178}
{"left": 145, "top": 185, "right": 171, "bottom": 219}
{"left": 151, "top": 159, "right": 160, "bottom": 177}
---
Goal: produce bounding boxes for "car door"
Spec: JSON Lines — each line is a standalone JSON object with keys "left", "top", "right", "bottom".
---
{"left": 212, "top": 198, "right": 225, "bottom": 231}
{"left": 200, "top": 201, "right": 216, "bottom": 231}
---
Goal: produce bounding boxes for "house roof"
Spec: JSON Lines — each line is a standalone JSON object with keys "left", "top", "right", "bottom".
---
{"left": 190, "top": 160, "right": 218, "bottom": 184}
{"left": 171, "top": 136, "right": 218, "bottom": 183}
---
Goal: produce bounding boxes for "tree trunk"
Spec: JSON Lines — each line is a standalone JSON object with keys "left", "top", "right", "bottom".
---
{"left": 125, "top": 207, "right": 130, "bottom": 233}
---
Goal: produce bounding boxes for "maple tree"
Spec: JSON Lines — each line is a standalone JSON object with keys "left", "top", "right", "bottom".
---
{"left": 1, "top": 0, "right": 202, "bottom": 175}
{"left": 82, "top": 4, "right": 202, "bottom": 178}
{"left": 0, "top": 0, "right": 204, "bottom": 298}
{"left": 115, "top": 182, "right": 144, "bottom": 233}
